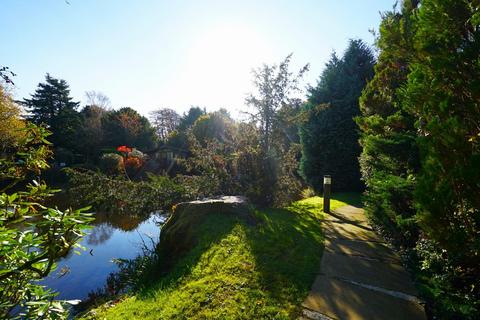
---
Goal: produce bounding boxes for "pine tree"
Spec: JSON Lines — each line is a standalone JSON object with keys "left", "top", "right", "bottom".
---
{"left": 22, "top": 74, "right": 81, "bottom": 153}
{"left": 178, "top": 107, "right": 206, "bottom": 131}
{"left": 299, "top": 39, "right": 374, "bottom": 192}
{"left": 23, "top": 73, "right": 79, "bottom": 127}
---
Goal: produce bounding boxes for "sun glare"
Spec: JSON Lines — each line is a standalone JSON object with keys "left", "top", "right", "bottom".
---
{"left": 171, "top": 23, "right": 273, "bottom": 115}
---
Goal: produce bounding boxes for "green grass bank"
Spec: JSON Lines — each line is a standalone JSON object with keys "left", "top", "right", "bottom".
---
{"left": 82, "top": 194, "right": 360, "bottom": 319}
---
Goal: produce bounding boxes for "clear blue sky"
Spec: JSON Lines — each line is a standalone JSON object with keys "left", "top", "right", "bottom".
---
{"left": 1, "top": 0, "right": 395, "bottom": 118}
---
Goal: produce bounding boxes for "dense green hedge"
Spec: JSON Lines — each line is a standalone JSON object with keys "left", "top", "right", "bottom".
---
{"left": 356, "top": 1, "right": 480, "bottom": 318}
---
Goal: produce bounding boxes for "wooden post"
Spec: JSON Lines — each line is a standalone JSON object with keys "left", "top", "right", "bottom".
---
{"left": 323, "top": 175, "right": 331, "bottom": 213}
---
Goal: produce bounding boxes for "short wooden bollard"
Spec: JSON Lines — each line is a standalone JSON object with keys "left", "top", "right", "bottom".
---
{"left": 323, "top": 175, "right": 331, "bottom": 213}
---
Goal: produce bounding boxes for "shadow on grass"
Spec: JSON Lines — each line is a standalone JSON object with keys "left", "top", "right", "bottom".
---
{"left": 136, "top": 212, "right": 241, "bottom": 298}
{"left": 244, "top": 200, "right": 325, "bottom": 311}
{"left": 331, "top": 192, "right": 363, "bottom": 208}
{"left": 97, "top": 199, "right": 327, "bottom": 319}
{"left": 139, "top": 202, "right": 325, "bottom": 303}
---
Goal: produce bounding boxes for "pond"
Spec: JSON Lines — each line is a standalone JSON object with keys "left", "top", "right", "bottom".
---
{"left": 40, "top": 211, "right": 166, "bottom": 301}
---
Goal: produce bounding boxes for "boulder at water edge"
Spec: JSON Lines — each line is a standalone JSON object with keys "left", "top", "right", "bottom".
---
{"left": 157, "top": 196, "right": 256, "bottom": 267}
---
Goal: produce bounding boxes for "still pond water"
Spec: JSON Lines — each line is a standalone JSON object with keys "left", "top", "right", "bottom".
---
{"left": 41, "top": 211, "right": 166, "bottom": 300}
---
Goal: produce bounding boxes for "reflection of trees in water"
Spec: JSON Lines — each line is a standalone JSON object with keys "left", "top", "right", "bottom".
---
{"left": 47, "top": 193, "right": 151, "bottom": 232}
{"left": 87, "top": 223, "right": 114, "bottom": 245}
{"left": 86, "top": 211, "right": 150, "bottom": 245}
{"left": 94, "top": 211, "right": 149, "bottom": 231}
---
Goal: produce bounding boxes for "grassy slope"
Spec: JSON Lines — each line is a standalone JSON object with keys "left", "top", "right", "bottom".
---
{"left": 84, "top": 194, "right": 359, "bottom": 320}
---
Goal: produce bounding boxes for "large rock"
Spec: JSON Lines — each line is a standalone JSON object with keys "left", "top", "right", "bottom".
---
{"left": 158, "top": 196, "right": 255, "bottom": 266}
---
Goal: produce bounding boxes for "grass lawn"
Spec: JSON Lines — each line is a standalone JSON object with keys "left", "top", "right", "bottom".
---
{"left": 82, "top": 194, "right": 360, "bottom": 320}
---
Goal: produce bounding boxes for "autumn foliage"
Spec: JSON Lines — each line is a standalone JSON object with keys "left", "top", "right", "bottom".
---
{"left": 116, "top": 145, "right": 133, "bottom": 153}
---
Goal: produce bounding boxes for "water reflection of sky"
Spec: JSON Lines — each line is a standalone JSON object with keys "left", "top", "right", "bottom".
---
{"left": 41, "top": 213, "right": 164, "bottom": 301}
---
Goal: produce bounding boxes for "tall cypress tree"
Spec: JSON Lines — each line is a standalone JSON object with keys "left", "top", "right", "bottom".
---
{"left": 405, "top": 1, "right": 480, "bottom": 315}
{"left": 299, "top": 39, "right": 374, "bottom": 192}
{"left": 357, "top": 1, "right": 479, "bottom": 317}
{"left": 356, "top": 1, "right": 419, "bottom": 245}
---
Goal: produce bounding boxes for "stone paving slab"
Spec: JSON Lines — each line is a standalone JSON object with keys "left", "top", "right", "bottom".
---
{"left": 323, "top": 220, "right": 382, "bottom": 242}
{"left": 302, "top": 275, "right": 426, "bottom": 320}
{"left": 320, "top": 252, "right": 418, "bottom": 296}
{"left": 324, "top": 239, "right": 400, "bottom": 262}
{"left": 301, "top": 205, "right": 426, "bottom": 320}
{"left": 325, "top": 218, "right": 372, "bottom": 230}
{"left": 325, "top": 206, "right": 369, "bottom": 226}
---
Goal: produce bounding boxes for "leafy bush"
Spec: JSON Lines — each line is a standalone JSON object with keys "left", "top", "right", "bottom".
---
{"left": 65, "top": 169, "right": 187, "bottom": 215}
{"left": 181, "top": 121, "right": 304, "bottom": 207}
{"left": 99, "top": 153, "right": 124, "bottom": 175}
{"left": 301, "top": 187, "right": 316, "bottom": 199}
{"left": 233, "top": 123, "right": 273, "bottom": 205}
{"left": 0, "top": 84, "right": 25, "bottom": 152}
{"left": 0, "top": 124, "right": 92, "bottom": 319}
{"left": 123, "top": 151, "right": 145, "bottom": 178}
{"left": 414, "top": 236, "right": 479, "bottom": 318}
{"left": 272, "top": 143, "right": 304, "bottom": 207}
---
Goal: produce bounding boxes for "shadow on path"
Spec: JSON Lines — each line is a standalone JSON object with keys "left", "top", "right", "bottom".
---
{"left": 301, "top": 205, "right": 427, "bottom": 320}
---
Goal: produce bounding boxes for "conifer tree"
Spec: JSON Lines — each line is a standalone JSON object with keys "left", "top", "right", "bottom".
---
{"left": 357, "top": 1, "right": 479, "bottom": 316}
{"left": 405, "top": 1, "right": 480, "bottom": 314}
{"left": 299, "top": 39, "right": 374, "bottom": 192}
{"left": 22, "top": 74, "right": 81, "bottom": 152}
{"left": 23, "top": 73, "right": 79, "bottom": 127}
{"left": 356, "top": 0, "right": 419, "bottom": 244}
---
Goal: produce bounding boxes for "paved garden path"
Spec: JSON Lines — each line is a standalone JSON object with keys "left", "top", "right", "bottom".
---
{"left": 300, "top": 205, "right": 427, "bottom": 320}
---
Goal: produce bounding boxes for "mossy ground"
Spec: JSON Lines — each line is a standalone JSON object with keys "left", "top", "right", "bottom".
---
{"left": 82, "top": 194, "right": 359, "bottom": 320}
